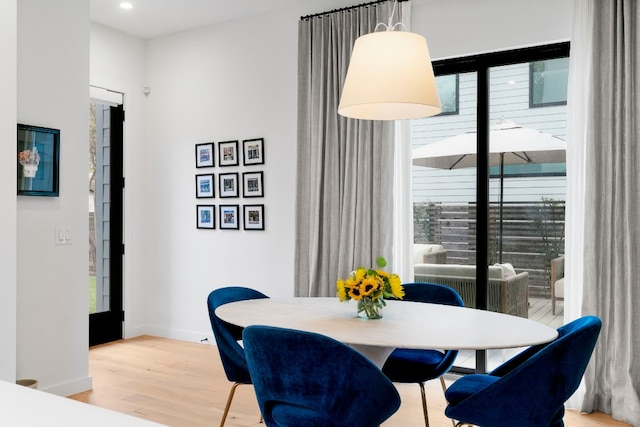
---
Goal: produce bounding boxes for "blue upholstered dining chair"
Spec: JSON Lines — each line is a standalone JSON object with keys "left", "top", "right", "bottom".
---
{"left": 382, "top": 282, "right": 464, "bottom": 427}
{"left": 444, "top": 315, "right": 602, "bottom": 427}
{"left": 207, "top": 287, "right": 269, "bottom": 426}
{"left": 242, "top": 325, "right": 401, "bottom": 427}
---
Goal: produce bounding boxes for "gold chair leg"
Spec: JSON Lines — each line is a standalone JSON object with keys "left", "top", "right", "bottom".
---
{"left": 439, "top": 377, "right": 456, "bottom": 427}
{"left": 418, "top": 382, "right": 430, "bottom": 427}
{"left": 220, "top": 382, "right": 241, "bottom": 427}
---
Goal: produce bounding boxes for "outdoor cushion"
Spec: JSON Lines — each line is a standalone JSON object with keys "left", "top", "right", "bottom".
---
{"left": 415, "top": 264, "right": 505, "bottom": 279}
{"left": 413, "top": 244, "right": 445, "bottom": 264}
{"left": 494, "top": 263, "right": 517, "bottom": 278}
{"left": 555, "top": 278, "right": 565, "bottom": 298}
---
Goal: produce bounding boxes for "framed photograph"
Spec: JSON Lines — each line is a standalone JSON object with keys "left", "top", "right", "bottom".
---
{"left": 219, "top": 172, "right": 239, "bottom": 198}
{"left": 195, "top": 142, "right": 214, "bottom": 168}
{"left": 242, "top": 171, "right": 264, "bottom": 198}
{"left": 219, "top": 205, "right": 240, "bottom": 230}
{"left": 17, "top": 124, "right": 60, "bottom": 197}
{"left": 195, "top": 174, "right": 215, "bottom": 198}
{"left": 243, "top": 204, "right": 264, "bottom": 230}
{"left": 196, "top": 205, "right": 216, "bottom": 229}
{"left": 242, "top": 138, "right": 264, "bottom": 166}
{"left": 218, "top": 140, "right": 239, "bottom": 167}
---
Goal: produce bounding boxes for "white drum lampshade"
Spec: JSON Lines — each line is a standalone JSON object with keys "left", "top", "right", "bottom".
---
{"left": 338, "top": 31, "right": 441, "bottom": 121}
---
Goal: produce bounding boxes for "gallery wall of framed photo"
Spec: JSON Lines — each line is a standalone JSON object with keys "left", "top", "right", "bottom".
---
{"left": 194, "top": 138, "right": 265, "bottom": 231}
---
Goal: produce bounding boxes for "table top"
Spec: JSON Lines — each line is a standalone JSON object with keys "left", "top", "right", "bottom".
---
{"left": 215, "top": 297, "right": 558, "bottom": 351}
{"left": 0, "top": 380, "right": 166, "bottom": 426}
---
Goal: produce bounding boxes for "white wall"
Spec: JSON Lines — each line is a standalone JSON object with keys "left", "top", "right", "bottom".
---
{"left": 0, "top": 0, "right": 17, "bottom": 383}
{"left": 143, "top": 11, "right": 302, "bottom": 341}
{"left": 92, "top": 0, "right": 573, "bottom": 343}
{"left": 16, "top": 0, "right": 91, "bottom": 395}
{"left": 412, "top": 0, "right": 573, "bottom": 60}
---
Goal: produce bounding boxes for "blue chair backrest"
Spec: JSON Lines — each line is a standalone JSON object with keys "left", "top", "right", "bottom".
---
{"left": 207, "top": 287, "right": 268, "bottom": 384}
{"left": 398, "top": 282, "right": 464, "bottom": 368}
{"left": 243, "top": 325, "right": 401, "bottom": 427}
{"left": 401, "top": 282, "right": 465, "bottom": 307}
{"left": 447, "top": 315, "right": 602, "bottom": 427}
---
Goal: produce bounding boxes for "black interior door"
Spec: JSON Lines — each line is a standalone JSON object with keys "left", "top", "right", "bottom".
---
{"left": 89, "top": 104, "right": 124, "bottom": 346}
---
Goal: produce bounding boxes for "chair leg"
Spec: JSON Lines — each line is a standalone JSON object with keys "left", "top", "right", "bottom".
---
{"left": 439, "top": 377, "right": 456, "bottom": 427}
{"left": 220, "top": 382, "right": 241, "bottom": 427}
{"left": 418, "top": 382, "right": 430, "bottom": 427}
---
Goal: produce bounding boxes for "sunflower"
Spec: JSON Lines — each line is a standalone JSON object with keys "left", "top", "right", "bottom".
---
{"left": 388, "top": 274, "right": 404, "bottom": 299}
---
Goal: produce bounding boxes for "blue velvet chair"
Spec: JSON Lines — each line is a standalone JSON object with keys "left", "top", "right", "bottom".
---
{"left": 207, "top": 287, "right": 268, "bottom": 426}
{"left": 444, "top": 315, "right": 602, "bottom": 427}
{"left": 382, "top": 282, "right": 464, "bottom": 427}
{"left": 242, "top": 325, "right": 401, "bottom": 427}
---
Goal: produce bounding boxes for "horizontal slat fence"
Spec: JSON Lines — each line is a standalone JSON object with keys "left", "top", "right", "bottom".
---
{"left": 414, "top": 200, "right": 565, "bottom": 298}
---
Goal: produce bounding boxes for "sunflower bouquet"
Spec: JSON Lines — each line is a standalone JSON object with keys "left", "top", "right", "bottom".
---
{"left": 336, "top": 257, "right": 403, "bottom": 319}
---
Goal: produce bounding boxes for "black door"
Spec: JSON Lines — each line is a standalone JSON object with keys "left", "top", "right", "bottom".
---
{"left": 89, "top": 103, "right": 124, "bottom": 346}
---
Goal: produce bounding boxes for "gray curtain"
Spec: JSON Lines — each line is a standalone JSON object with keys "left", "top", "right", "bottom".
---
{"left": 580, "top": 0, "right": 640, "bottom": 423}
{"left": 295, "top": 1, "right": 405, "bottom": 297}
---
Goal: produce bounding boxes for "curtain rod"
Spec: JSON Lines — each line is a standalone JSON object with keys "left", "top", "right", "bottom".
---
{"left": 300, "top": 0, "right": 407, "bottom": 21}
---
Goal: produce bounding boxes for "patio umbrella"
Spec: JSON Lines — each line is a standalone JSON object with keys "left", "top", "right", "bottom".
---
{"left": 412, "top": 119, "right": 566, "bottom": 261}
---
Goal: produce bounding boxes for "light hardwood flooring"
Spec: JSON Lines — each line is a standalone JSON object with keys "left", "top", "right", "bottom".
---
{"left": 69, "top": 335, "right": 630, "bottom": 427}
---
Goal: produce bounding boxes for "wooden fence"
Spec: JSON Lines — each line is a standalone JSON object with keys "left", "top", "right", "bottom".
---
{"left": 414, "top": 200, "right": 565, "bottom": 298}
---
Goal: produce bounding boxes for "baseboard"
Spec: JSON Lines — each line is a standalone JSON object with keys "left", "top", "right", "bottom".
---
{"left": 43, "top": 375, "right": 93, "bottom": 397}
{"left": 144, "top": 325, "right": 214, "bottom": 345}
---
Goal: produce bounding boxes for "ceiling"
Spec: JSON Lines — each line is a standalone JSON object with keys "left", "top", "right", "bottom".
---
{"left": 90, "top": 0, "right": 324, "bottom": 39}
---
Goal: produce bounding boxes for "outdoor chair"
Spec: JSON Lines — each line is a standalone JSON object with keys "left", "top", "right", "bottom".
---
{"left": 242, "top": 325, "right": 401, "bottom": 427}
{"left": 551, "top": 256, "right": 565, "bottom": 315}
{"left": 207, "top": 287, "right": 269, "bottom": 426}
{"left": 382, "top": 282, "right": 463, "bottom": 427}
{"left": 444, "top": 315, "right": 602, "bottom": 427}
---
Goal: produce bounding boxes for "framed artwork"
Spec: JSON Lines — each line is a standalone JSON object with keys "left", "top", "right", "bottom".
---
{"left": 219, "top": 172, "right": 239, "bottom": 198}
{"left": 17, "top": 124, "right": 60, "bottom": 197}
{"left": 242, "top": 171, "right": 264, "bottom": 198}
{"left": 218, "top": 140, "right": 239, "bottom": 167}
{"left": 195, "top": 174, "right": 215, "bottom": 198}
{"left": 243, "top": 204, "right": 264, "bottom": 230}
{"left": 196, "top": 205, "right": 216, "bottom": 229}
{"left": 242, "top": 138, "right": 264, "bottom": 165}
{"left": 219, "top": 205, "right": 240, "bottom": 230}
{"left": 195, "top": 142, "right": 214, "bottom": 168}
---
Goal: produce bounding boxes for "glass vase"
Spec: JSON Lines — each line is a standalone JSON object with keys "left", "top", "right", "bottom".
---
{"left": 357, "top": 297, "right": 384, "bottom": 319}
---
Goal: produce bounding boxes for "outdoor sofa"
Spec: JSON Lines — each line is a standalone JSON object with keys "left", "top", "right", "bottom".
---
{"left": 413, "top": 263, "right": 529, "bottom": 318}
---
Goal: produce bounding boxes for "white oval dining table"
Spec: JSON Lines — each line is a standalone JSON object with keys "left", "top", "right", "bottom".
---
{"left": 215, "top": 297, "right": 558, "bottom": 368}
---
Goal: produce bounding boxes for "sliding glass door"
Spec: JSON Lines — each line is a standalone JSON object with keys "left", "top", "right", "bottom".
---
{"left": 411, "top": 43, "right": 569, "bottom": 373}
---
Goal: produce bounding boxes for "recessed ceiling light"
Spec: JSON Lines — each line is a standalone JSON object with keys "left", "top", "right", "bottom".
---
{"left": 119, "top": 2, "right": 133, "bottom": 10}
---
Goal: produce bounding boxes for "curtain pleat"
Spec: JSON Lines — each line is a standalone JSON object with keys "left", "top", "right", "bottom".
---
{"left": 577, "top": 0, "right": 640, "bottom": 424}
{"left": 295, "top": 2, "right": 405, "bottom": 297}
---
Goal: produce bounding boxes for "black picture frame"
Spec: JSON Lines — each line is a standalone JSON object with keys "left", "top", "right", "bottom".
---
{"left": 195, "top": 142, "right": 215, "bottom": 168}
{"left": 242, "top": 171, "right": 264, "bottom": 198}
{"left": 219, "top": 205, "right": 240, "bottom": 230}
{"left": 195, "top": 173, "right": 215, "bottom": 198}
{"left": 242, "top": 138, "right": 264, "bottom": 166}
{"left": 17, "top": 124, "right": 60, "bottom": 197}
{"left": 219, "top": 172, "right": 239, "bottom": 198}
{"left": 196, "top": 205, "right": 216, "bottom": 229}
{"left": 218, "top": 140, "right": 239, "bottom": 167}
{"left": 243, "top": 204, "right": 264, "bottom": 230}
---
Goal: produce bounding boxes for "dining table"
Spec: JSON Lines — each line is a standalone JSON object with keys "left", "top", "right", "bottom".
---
{"left": 215, "top": 297, "right": 558, "bottom": 368}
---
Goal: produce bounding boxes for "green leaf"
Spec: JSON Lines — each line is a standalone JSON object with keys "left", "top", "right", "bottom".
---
{"left": 376, "top": 256, "right": 387, "bottom": 268}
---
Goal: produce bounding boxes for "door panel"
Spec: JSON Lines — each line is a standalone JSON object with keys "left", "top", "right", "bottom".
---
{"left": 89, "top": 103, "right": 124, "bottom": 346}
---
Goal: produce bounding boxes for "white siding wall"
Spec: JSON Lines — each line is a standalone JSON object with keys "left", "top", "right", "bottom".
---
{"left": 412, "top": 63, "right": 567, "bottom": 204}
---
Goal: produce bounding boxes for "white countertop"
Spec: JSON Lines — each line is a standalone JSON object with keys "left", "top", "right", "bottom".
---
{"left": 0, "top": 380, "right": 166, "bottom": 426}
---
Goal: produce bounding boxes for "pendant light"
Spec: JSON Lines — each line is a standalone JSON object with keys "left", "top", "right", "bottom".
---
{"left": 337, "top": 1, "right": 441, "bottom": 120}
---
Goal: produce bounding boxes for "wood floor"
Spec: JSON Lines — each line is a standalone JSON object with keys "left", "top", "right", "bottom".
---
{"left": 69, "top": 335, "right": 631, "bottom": 427}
